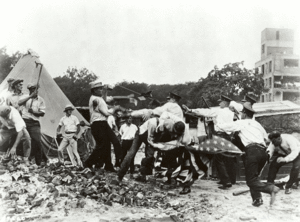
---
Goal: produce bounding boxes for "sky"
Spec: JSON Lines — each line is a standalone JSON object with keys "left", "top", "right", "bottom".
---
{"left": 1, "top": 0, "right": 300, "bottom": 85}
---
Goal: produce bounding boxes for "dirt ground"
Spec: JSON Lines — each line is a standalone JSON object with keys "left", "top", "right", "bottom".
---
{"left": 1, "top": 148, "right": 300, "bottom": 222}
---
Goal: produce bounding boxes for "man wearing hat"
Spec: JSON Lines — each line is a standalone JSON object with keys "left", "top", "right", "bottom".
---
{"left": 56, "top": 105, "right": 82, "bottom": 167}
{"left": 217, "top": 103, "right": 280, "bottom": 207}
{"left": 182, "top": 95, "right": 237, "bottom": 189}
{"left": 18, "top": 83, "right": 46, "bottom": 166}
{"left": 0, "top": 78, "right": 15, "bottom": 106}
{"left": 0, "top": 105, "right": 31, "bottom": 164}
{"left": 85, "top": 80, "right": 119, "bottom": 172}
{"left": 140, "top": 92, "right": 184, "bottom": 121}
{"left": 241, "top": 94, "right": 257, "bottom": 106}
{"left": 267, "top": 131, "right": 300, "bottom": 195}
{"left": 7, "top": 79, "right": 24, "bottom": 113}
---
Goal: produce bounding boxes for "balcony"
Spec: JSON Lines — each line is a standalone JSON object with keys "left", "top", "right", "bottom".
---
{"left": 274, "top": 81, "right": 300, "bottom": 91}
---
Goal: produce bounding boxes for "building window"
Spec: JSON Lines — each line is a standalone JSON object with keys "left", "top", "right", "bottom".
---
{"left": 284, "top": 59, "right": 299, "bottom": 68}
{"left": 269, "top": 77, "right": 272, "bottom": 87}
{"left": 262, "top": 64, "right": 265, "bottom": 74}
{"left": 269, "top": 93, "right": 272, "bottom": 101}
{"left": 262, "top": 44, "right": 265, "bottom": 54}
{"left": 269, "top": 61, "right": 272, "bottom": 72}
{"left": 276, "top": 31, "right": 280, "bottom": 40}
{"left": 261, "top": 95, "right": 264, "bottom": 102}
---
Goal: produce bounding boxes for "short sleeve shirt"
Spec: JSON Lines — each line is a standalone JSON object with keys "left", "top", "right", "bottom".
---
{"left": 59, "top": 115, "right": 80, "bottom": 133}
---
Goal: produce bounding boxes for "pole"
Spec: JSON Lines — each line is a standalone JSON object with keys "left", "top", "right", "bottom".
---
{"left": 29, "top": 61, "right": 43, "bottom": 108}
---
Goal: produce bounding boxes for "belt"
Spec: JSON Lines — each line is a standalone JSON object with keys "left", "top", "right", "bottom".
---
{"left": 245, "top": 143, "right": 266, "bottom": 150}
{"left": 65, "top": 131, "right": 76, "bottom": 134}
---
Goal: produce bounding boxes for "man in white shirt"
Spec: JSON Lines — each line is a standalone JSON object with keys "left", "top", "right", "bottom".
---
{"left": 183, "top": 95, "right": 237, "bottom": 189}
{"left": 18, "top": 83, "right": 46, "bottom": 166}
{"left": 56, "top": 105, "right": 82, "bottom": 167}
{"left": 0, "top": 105, "right": 31, "bottom": 164}
{"left": 130, "top": 92, "right": 184, "bottom": 121}
{"left": 119, "top": 116, "right": 138, "bottom": 175}
{"left": 146, "top": 92, "right": 184, "bottom": 120}
{"left": 267, "top": 131, "right": 300, "bottom": 194}
{"left": 218, "top": 103, "right": 280, "bottom": 207}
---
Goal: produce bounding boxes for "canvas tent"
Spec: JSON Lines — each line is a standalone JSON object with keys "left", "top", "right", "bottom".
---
{"left": 0, "top": 50, "right": 94, "bottom": 160}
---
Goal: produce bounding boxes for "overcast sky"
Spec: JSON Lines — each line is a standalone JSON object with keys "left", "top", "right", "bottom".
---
{"left": 1, "top": 0, "right": 299, "bottom": 85}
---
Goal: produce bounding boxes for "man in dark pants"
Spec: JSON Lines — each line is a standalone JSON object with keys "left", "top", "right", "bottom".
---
{"left": 119, "top": 116, "right": 138, "bottom": 175}
{"left": 218, "top": 103, "right": 280, "bottom": 207}
{"left": 267, "top": 131, "right": 300, "bottom": 194}
{"left": 85, "top": 81, "right": 118, "bottom": 172}
{"left": 18, "top": 83, "right": 46, "bottom": 166}
{"left": 183, "top": 95, "right": 236, "bottom": 189}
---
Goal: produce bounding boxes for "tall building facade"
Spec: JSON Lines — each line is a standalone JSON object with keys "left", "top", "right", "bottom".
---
{"left": 255, "top": 28, "right": 300, "bottom": 104}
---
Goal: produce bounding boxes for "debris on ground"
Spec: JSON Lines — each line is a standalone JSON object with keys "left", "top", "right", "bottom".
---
{"left": 0, "top": 158, "right": 218, "bottom": 222}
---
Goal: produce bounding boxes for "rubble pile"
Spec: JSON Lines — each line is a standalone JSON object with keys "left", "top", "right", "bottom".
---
{"left": 0, "top": 159, "right": 217, "bottom": 221}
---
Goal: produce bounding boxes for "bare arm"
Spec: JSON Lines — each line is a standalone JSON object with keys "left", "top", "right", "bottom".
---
{"left": 8, "top": 128, "right": 25, "bottom": 157}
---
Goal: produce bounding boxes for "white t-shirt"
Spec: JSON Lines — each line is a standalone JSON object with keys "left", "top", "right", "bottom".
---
{"left": 119, "top": 123, "right": 138, "bottom": 140}
{"left": 59, "top": 115, "right": 80, "bottom": 133}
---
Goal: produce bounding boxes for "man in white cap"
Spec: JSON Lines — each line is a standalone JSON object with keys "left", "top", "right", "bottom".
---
{"left": 0, "top": 105, "right": 31, "bottom": 164}
{"left": 217, "top": 103, "right": 280, "bottom": 207}
{"left": 18, "top": 83, "right": 45, "bottom": 166}
{"left": 56, "top": 105, "right": 82, "bottom": 167}
{"left": 85, "top": 80, "right": 118, "bottom": 172}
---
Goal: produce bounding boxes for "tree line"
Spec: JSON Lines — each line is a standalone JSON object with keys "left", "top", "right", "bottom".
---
{"left": 0, "top": 47, "right": 267, "bottom": 109}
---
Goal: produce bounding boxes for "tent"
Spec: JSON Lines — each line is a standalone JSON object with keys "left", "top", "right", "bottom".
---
{"left": 0, "top": 50, "right": 94, "bottom": 160}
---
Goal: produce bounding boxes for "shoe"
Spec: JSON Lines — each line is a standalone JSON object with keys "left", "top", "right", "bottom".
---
{"left": 179, "top": 187, "right": 191, "bottom": 195}
{"left": 252, "top": 198, "right": 263, "bottom": 207}
{"left": 218, "top": 183, "right": 232, "bottom": 190}
{"left": 285, "top": 188, "right": 292, "bottom": 194}
{"left": 270, "top": 186, "right": 280, "bottom": 205}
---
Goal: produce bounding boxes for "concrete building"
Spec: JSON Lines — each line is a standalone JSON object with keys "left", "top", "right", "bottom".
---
{"left": 255, "top": 28, "right": 300, "bottom": 104}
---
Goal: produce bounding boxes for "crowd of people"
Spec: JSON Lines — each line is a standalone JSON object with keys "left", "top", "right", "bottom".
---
{"left": 1, "top": 78, "right": 300, "bottom": 208}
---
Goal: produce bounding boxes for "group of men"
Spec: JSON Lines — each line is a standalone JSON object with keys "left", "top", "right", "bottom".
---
{"left": 1, "top": 77, "right": 300, "bottom": 208}
{"left": 0, "top": 78, "right": 83, "bottom": 167}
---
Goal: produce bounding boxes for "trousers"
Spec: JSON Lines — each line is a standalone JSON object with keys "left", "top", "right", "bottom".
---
{"left": 244, "top": 144, "right": 274, "bottom": 200}
{"left": 85, "top": 121, "right": 114, "bottom": 169}
{"left": 267, "top": 154, "right": 300, "bottom": 189}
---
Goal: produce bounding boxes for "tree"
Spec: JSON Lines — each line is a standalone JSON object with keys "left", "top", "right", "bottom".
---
{"left": 0, "top": 47, "right": 22, "bottom": 83}
{"left": 188, "top": 62, "right": 267, "bottom": 108}
{"left": 54, "top": 67, "right": 98, "bottom": 106}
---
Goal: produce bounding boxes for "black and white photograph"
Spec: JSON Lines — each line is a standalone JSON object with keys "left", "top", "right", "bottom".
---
{"left": 0, "top": 0, "right": 300, "bottom": 221}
